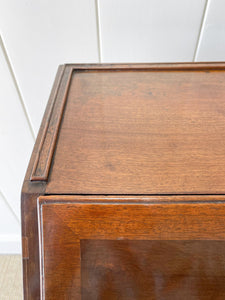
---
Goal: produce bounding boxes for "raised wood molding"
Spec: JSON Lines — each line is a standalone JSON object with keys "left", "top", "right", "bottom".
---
{"left": 30, "top": 65, "right": 72, "bottom": 181}
{"left": 65, "top": 62, "right": 225, "bottom": 70}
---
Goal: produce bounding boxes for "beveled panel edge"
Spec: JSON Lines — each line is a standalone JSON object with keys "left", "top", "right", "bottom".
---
{"left": 38, "top": 194, "right": 225, "bottom": 205}
{"left": 30, "top": 65, "right": 73, "bottom": 181}
{"left": 29, "top": 62, "right": 225, "bottom": 183}
{"left": 37, "top": 194, "right": 45, "bottom": 300}
{"left": 37, "top": 197, "right": 82, "bottom": 300}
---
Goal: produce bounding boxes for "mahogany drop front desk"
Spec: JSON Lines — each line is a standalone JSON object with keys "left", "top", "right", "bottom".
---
{"left": 22, "top": 63, "right": 225, "bottom": 300}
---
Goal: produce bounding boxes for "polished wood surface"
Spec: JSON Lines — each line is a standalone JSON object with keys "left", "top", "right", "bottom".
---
{"left": 81, "top": 240, "right": 225, "bottom": 300}
{"left": 21, "top": 65, "right": 67, "bottom": 299}
{"left": 47, "top": 67, "right": 225, "bottom": 194}
{"left": 39, "top": 195, "right": 225, "bottom": 299}
{"left": 21, "top": 63, "right": 225, "bottom": 299}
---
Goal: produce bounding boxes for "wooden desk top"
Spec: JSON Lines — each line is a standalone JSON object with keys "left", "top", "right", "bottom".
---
{"left": 29, "top": 63, "right": 225, "bottom": 195}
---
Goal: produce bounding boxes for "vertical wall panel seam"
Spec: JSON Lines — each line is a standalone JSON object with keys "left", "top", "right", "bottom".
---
{"left": 0, "top": 35, "right": 35, "bottom": 140}
{"left": 0, "top": 189, "right": 20, "bottom": 225}
{"left": 95, "top": 0, "right": 102, "bottom": 63}
{"left": 193, "top": 0, "right": 210, "bottom": 62}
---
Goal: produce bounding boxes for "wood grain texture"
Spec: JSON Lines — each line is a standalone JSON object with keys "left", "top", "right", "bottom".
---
{"left": 81, "top": 240, "right": 225, "bottom": 300}
{"left": 21, "top": 63, "right": 225, "bottom": 300}
{"left": 27, "top": 62, "right": 225, "bottom": 184}
{"left": 38, "top": 195, "right": 225, "bottom": 299}
{"left": 47, "top": 65, "right": 225, "bottom": 194}
{"left": 21, "top": 65, "right": 67, "bottom": 300}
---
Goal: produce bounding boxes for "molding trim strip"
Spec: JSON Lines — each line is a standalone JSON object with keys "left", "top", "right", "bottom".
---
{"left": 30, "top": 65, "right": 73, "bottom": 181}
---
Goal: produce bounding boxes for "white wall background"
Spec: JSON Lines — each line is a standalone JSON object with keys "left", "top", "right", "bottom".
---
{"left": 0, "top": 0, "right": 224, "bottom": 253}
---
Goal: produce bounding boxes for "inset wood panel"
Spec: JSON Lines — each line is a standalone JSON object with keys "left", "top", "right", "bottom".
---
{"left": 39, "top": 196, "right": 225, "bottom": 299}
{"left": 47, "top": 68, "right": 225, "bottom": 194}
{"left": 81, "top": 240, "right": 225, "bottom": 300}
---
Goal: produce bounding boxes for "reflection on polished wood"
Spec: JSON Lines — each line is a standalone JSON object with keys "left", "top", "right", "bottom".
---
{"left": 81, "top": 240, "right": 225, "bottom": 300}
{"left": 39, "top": 196, "right": 225, "bottom": 299}
{"left": 47, "top": 67, "right": 225, "bottom": 195}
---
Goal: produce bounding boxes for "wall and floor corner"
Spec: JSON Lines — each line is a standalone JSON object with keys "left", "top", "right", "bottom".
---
{"left": 0, "top": 0, "right": 225, "bottom": 254}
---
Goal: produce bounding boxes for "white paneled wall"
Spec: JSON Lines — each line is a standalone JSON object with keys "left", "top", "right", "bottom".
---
{"left": 0, "top": 191, "right": 21, "bottom": 253}
{"left": 0, "top": 0, "right": 99, "bottom": 134}
{"left": 195, "top": 0, "right": 225, "bottom": 61}
{"left": 98, "top": 0, "right": 206, "bottom": 63}
{"left": 0, "top": 0, "right": 225, "bottom": 253}
{"left": 0, "top": 37, "right": 34, "bottom": 253}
